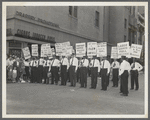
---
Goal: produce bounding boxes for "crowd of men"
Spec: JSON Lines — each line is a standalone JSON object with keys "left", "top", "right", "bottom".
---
{"left": 6, "top": 53, "right": 143, "bottom": 96}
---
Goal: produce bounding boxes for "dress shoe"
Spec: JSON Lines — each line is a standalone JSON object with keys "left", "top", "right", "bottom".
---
{"left": 135, "top": 88, "right": 138, "bottom": 90}
{"left": 112, "top": 86, "right": 115, "bottom": 87}
{"left": 90, "top": 87, "right": 93, "bottom": 89}
{"left": 130, "top": 88, "right": 134, "bottom": 90}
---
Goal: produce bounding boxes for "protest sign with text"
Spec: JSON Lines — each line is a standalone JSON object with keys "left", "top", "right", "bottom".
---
{"left": 97, "top": 42, "right": 107, "bottom": 57}
{"left": 87, "top": 42, "right": 97, "bottom": 57}
{"left": 111, "top": 47, "right": 118, "bottom": 59}
{"left": 31, "top": 44, "right": 38, "bottom": 56}
{"left": 55, "top": 43, "right": 63, "bottom": 56}
{"left": 76, "top": 43, "right": 86, "bottom": 57}
{"left": 131, "top": 44, "right": 142, "bottom": 58}
{"left": 117, "top": 42, "right": 129, "bottom": 58}
{"left": 41, "top": 43, "right": 51, "bottom": 57}
{"left": 22, "top": 47, "right": 31, "bottom": 59}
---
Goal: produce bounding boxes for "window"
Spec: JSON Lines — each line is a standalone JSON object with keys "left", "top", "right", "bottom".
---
{"left": 69, "top": 6, "right": 73, "bottom": 15}
{"left": 95, "top": 11, "right": 99, "bottom": 27}
{"left": 124, "top": 19, "right": 127, "bottom": 29}
{"left": 74, "top": 6, "right": 78, "bottom": 18}
{"left": 124, "top": 35, "right": 126, "bottom": 42}
{"left": 69, "top": 6, "right": 78, "bottom": 18}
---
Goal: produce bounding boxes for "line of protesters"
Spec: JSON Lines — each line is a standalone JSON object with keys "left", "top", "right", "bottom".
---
{"left": 6, "top": 53, "right": 143, "bottom": 96}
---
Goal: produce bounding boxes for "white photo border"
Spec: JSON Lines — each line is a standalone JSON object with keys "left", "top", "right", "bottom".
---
{"left": 2, "top": 2, "right": 148, "bottom": 118}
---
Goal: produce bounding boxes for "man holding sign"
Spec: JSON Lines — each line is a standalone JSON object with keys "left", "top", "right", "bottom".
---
{"left": 130, "top": 44, "right": 143, "bottom": 91}
{"left": 130, "top": 58, "right": 143, "bottom": 90}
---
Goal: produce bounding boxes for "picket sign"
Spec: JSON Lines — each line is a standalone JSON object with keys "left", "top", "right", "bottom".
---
{"left": 76, "top": 43, "right": 86, "bottom": 57}
{"left": 41, "top": 43, "right": 51, "bottom": 57}
{"left": 131, "top": 44, "right": 142, "bottom": 58}
{"left": 117, "top": 42, "right": 130, "bottom": 58}
{"left": 97, "top": 42, "right": 107, "bottom": 57}
{"left": 87, "top": 42, "right": 97, "bottom": 57}
{"left": 22, "top": 47, "right": 31, "bottom": 59}
{"left": 55, "top": 43, "right": 63, "bottom": 56}
{"left": 31, "top": 44, "right": 38, "bottom": 56}
{"left": 111, "top": 47, "right": 118, "bottom": 59}
{"left": 66, "top": 46, "right": 73, "bottom": 56}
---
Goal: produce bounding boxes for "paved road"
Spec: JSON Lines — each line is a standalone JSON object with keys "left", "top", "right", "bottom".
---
{"left": 7, "top": 73, "right": 144, "bottom": 114}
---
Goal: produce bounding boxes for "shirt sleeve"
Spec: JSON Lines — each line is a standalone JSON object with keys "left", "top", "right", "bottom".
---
{"left": 75, "top": 58, "right": 78, "bottom": 71}
{"left": 137, "top": 63, "right": 143, "bottom": 71}
{"left": 107, "top": 61, "right": 110, "bottom": 74}
{"left": 97, "top": 60, "right": 100, "bottom": 72}
{"left": 66, "top": 58, "right": 69, "bottom": 70}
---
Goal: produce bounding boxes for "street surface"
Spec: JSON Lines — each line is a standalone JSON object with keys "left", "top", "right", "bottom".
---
{"left": 7, "top": 73, "right": 145, "bottom": 114}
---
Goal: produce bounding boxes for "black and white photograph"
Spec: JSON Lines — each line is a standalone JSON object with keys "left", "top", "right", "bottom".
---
{"left": 2, "top": 2, "right": 148, "bottom": 118}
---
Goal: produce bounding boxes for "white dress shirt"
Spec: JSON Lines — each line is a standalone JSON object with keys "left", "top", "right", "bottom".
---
{"left": 24, "top": 61, "right": 29, "bottom": 66}
{"left": 43, "top": 60, "right": 47, "bottom": 67}
{"left": 33, "top": 60, "right": 39, "bottom": 67}
{"left": 61, "top": 57, "right": 69, "bottom": 70}
{"left": 81, "top": 59, "right": 89, "bottom": 67}
{"left": 111, "top": 61, "right": 120, "bottom": 69}
{"left": 39, "top": 58, "right": 44, "bottom": 66}
{"left": 29, "top": 60, "right": 34, "bottom": 67}
{"left": 51, "top": 59, "right": 60, "bottom": 67}
{"left": 69, "top": 57, "right": 78, "bottom": 71}
{"left": 119, "top": 60, "right": 131, "bottom": 76}
{"left": 131, "top": 62, "right": 143, "bottom": 71}
{"left": 100, "top": 60, "right": 111, "bottom": 74}
{"left": 90, "top": 59, "right": 100, "bottom": 72}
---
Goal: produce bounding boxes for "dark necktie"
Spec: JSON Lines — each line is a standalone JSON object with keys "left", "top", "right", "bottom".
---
{"left": 132, "top": 63, "right": 135, "bottom": 69}
{"left": 62, "top": 58, "right": 64, "bottom": 65}
{"left": 71, "top": 58, "right": 74, "bottom": 65}
{"left": 113, "top": 62, "right": 116, "bottom": 67}
{"left": 102, "top": 60, "right": 105, "bottom": 68}
{"left": 52, "top": 59, "right": 55, "bottom": 66}
{"left": 93, "top": 59, "right": 95, "bottom": 67}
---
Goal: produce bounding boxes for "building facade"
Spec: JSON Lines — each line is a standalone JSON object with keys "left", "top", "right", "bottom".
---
{"left": 6, "top": 6, "right": 144, "bottom": 62}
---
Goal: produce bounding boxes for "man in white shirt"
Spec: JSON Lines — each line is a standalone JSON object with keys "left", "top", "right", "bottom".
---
{"left": 111, "top": 59, "right": 120, "bottom": 87}
{"left": 51, "top": 55, "right": 60, "bottom": 85}
{"left": 69, "top": 53, "right": 78, "bottom": 87}
{"left": 29, "top": 57, "right": 34, "bottom": 83}
{"left": 60, "top": 54, "right": 69, "bottom": 86}
{"left": 89, "top": 55, "right": 100, "bottom": 89}
{"left": 77, "top": 57, "right": 82, "bottom": 83}
{"left": 100, "top": 56, "right": 110, "bottom": 91}
{"left": 38, "top": 57, "right": 44, "bottom": 83}
{"left": 130, "top": 58, "right": 143, "bottom": 90}
{"left": 43, "top": 57, "right": 49, "bottom": 84}
{"left": 119, "top": 56, "right": 131, "bottom": 96}
{"left": 34, "top": 57, "right": 39, "bottom": 83}
{"left": 80, "top": 56, "right": 89, "bottom": 88}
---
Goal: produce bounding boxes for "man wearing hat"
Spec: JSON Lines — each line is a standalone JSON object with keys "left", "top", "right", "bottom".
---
{"left": 130, "top": 58, "right": 143, "bottom": 90}
{"left": 119, "top": 56, "right": 131, "bottom": 96}
{"left": 51, "top": 55, "right": 60, "bottom": 85}
{"left": 69, "top": 53, "right": 78, "bottom": 87}
{"left": 111, "top": 58, "right": 120, "bottom": 87}
{"left": 80, "top": 56, "right": 89, "bottom": 88}
{"left": 60, "top": 54, "right": 69, "bottom": 85}
{"left": 100, "top": 56, "right": 110, "bottom": 91}
{"left": 89, "top": 55, "right": 100, "bottom": 89}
